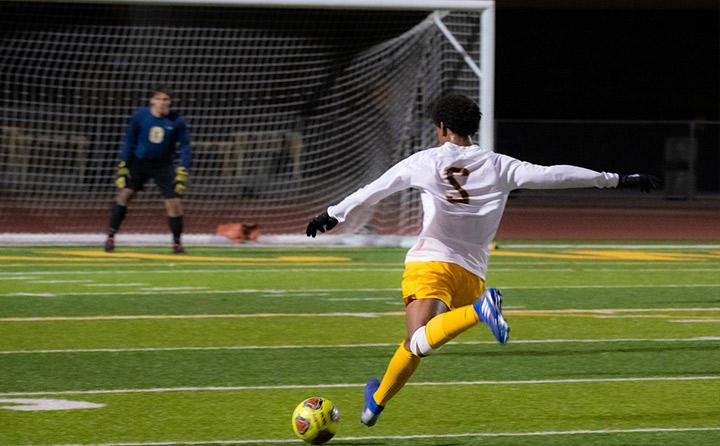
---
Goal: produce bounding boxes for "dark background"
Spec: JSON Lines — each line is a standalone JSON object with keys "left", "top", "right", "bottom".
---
{"left": 1, "top": 0, "right": 718, "bottom": 197}
{"left": 495, "top": 1, "right": 720, "bottom": 192}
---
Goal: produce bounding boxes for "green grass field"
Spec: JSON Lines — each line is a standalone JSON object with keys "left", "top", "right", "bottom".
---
{"left": 1, "top": 244, "right": 719, "bottom": 446}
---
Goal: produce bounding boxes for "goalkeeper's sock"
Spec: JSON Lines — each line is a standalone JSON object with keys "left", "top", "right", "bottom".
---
{"left": 373, "top": 342, "right": 421, "bottom": 406}
{"left": 168, "top": 216, "right": 183, "bottom": 244}
{"left": 424, "top": 304, "right": 479, "bottom": 350}
{"left": 108, "top": 204, "right": 128, "bottom": 235}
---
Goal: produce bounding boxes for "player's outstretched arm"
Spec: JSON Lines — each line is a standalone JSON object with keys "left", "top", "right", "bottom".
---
{"left": 306, "top": 155, "right": 419, "bottom": 238}
{"left": 617, "top": 174, "right": 661, "bottom": 192}
{"left": 306, "top": 212, "right": 338, "bottom": 238}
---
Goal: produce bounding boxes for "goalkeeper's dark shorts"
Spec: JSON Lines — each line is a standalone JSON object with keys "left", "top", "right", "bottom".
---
{"left": 127, "top": 159, "right": 178, "bottom": 199}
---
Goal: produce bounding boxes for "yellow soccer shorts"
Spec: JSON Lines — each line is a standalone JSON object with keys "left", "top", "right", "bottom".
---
{"left": 401, "top": 261, "right": 486, "bottom": 309}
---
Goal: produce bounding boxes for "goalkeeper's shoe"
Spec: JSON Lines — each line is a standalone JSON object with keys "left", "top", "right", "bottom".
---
{"left": 360, "top": 378, "right": 384, "bottom": 427}
{"left": 172, "top": 242, "right": 186, "bottom": 254}
{"left": 473, "top": 288, "right": 510, "bottom": 344}
{"left": 104, "top": 236, "right": 115, "bottom": 253}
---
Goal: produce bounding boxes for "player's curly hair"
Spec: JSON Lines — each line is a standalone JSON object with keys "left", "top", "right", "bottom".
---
{"left": 431, "top": 94, "right": 481, "bottom": 136}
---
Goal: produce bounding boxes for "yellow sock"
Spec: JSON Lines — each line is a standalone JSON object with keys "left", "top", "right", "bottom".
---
{"left": 373, "top": 342, "right": 421, "bottom": 406}
{"left": 425, "top": 304, "right": 479, "bottom": 349}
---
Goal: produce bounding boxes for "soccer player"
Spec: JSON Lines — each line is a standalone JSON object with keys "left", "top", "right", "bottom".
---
{"left": 105, "top": 85, "right": 192, "bottom": 254}
{"left": 306, "top": 94, "right": 659, "bottom": 427}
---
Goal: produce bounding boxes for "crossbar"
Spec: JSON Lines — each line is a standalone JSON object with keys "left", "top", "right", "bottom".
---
{"left": 11, "top": 0, "right": 495, "bottom": 11}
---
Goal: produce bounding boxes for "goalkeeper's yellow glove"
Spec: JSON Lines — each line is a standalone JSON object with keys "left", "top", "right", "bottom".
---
{"left": 174, "top": 166, "right": 189, "bottom": 195}
{"left": 115, "top": 161, "right": 130, "bottom": 189}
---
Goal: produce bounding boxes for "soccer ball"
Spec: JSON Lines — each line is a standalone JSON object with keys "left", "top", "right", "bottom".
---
{"left": 291, "top": 397, "right": 341, "bottom": 444}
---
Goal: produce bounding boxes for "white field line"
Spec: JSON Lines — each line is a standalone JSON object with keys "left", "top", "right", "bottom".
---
{"left": 325, "top": 297, "right": 392, "bottom": 301}
{"left": 84, "top": 283, "right": 147, "bottom": 287}
{"left": 1, "top": 337, "right": 719, "bottom": 355}
{"left": 46, "top": 427, "right": 720, "bottom": 446}
{"left": 2, "top": 267, "right": 720, "bottom": 277}
{"left": 671, "top": 319, "right": 720, "bottom": 323}
{"left": 0, "top": 312, "right": 405, "bottom": 322}
{"left": 4, "top": 283, "right": 720, "bottom": 298}
{"left": 2, "top": 307, "right": 720, "bottom": 322}
{"left": 7, "top": 293, "right": 55, "bottom": 297}
{"left": 30, "top": 280, "right": 94, "bottom": 284}
{"left": 260, "top": 293, "right": 329, "bottom": 297}
{"left": 2, "top": 376, "right": 719, "bottom": 397}
{"left": 260, "top": 293, "right": 330, "bottom": 298}
{"left": 139, "top": 287, "right": 209, "bottom": 291}
{"left": 334, "top": 427, "right": 720, "bottom": 442}
{"left": 517, "top": 307, "right": 720, "bottom": 313}
{"left": 1, "top": 288, "right": 398, "bottom": 297}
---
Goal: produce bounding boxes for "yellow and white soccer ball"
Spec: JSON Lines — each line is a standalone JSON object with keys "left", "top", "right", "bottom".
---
{"left": 291, "top": 397, "right": 341, "bottom": 444}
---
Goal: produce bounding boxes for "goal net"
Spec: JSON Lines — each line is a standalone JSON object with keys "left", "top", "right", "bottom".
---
{"left": 0, "top": 0, "right": 493, "bottom": 242}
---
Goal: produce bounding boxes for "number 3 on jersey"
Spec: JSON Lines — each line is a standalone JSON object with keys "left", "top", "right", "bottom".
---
{"left": 445, "top": 167, "right": 470, "bottom": 204}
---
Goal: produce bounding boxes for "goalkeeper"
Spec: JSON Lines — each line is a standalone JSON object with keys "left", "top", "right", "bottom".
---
{"left": 105, "top": 85, "right": 192, "bottom": 254}
{"left": 306, "top": 94, "right": 659, "bottom": 427}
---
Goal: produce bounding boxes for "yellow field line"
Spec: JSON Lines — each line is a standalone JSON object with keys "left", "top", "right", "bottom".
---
{"left": 491, "top": 252, "right": 597, "bottom": 260}
{"left": 0, "top": 259, "right": 138, "bottom": 268}
{"left": 493, "top": 250, "right": 720, "bottom": 261}
{"left": 571, "top": 250, "right": 720, "bottom": 261}
{"left": 55, "top": 250, "right": 352, "bottom": 262}
{"left": 0, "top": 252, "right": 352, "bottom": 262}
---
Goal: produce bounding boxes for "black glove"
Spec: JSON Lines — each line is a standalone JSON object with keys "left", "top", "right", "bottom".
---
{"left": 618, "top": 174, "right": 660, "bottom": 193}
{"left": 306, "top": 212, "right": 338, "bottom": 238}
{"left": 115, "top": 161, "right": 130, "bottom": 189}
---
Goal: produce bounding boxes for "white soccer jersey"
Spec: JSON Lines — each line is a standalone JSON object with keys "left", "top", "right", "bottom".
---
{"left": 328, "top": 142, "right": 619, "bottom": 278}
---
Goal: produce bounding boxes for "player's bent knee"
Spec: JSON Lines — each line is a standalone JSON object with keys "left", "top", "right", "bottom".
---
{"left": 164, "top": 198, "right": 183, "bottom": 216}
{"left": 117, "top": 189, "right": 134, "bottom": 205}
{"left": 409, "top": 326, "right": 436, "bottom": 357}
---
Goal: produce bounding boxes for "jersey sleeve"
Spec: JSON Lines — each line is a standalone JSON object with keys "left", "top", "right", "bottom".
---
{"left": 493, "top": 154, "right": 619, "bottom": 191}
{"left": 118, "top": 111, "right": 141, "bottom": 163}
{"left": 177, "top": 117, "right": 192, "bottom": 169}
{"left": 327, "top": 155, "right": 417, "bottom": 223}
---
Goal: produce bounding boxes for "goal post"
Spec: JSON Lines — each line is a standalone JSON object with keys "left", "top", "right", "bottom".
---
{"left": 25, "top": 0, "right": 494, "bottom": 10}
{"left": 0, "top": 0, "right": 495, "bottom": 244}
